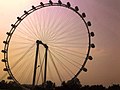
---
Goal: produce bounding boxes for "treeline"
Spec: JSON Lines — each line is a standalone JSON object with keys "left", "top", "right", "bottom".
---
{"left": 0, "top": 80, "right": 120, "bottom": 90}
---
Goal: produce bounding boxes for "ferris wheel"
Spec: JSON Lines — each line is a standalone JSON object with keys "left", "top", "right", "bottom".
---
{"left": 1, "top": 0, "right": 95, "bottom": 88}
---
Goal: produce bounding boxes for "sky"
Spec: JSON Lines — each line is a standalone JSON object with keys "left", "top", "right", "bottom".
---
{"left": 0, "top": 0, "right": 120, "bottom": 87}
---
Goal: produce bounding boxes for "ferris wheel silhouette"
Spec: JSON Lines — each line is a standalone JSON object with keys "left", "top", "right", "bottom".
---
{"left": 1, "top": 0, "right": 95, "bottom": 88}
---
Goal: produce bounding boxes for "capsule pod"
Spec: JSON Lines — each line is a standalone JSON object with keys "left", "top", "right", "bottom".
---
{"left": 3, "top": 41, "right": 8, "bottom": 44}
{"left": 24, "top": 10, "right": 29, "bottom": 14}
{"left": 82, "top": 13, "right": 86, "bottom": 18}
{"left": 91, "top": 32, "right": 95, "bottom": 37}
{"left": 83, "top": 68, "right": 87, "bottom": 72}
{"left": 40, "top": 2, "right": 44, "bottom": 6}
{"left": 3, "top": 68, "right": 8, "bottom": 71}
{"left": 88, "top": 56, "right": 93, "bottom": 60}
{"left": 6, "top": 32, "right": 12, "bottom": 36}
{"left": 11, "top": 24, "right": 16, "bottom": 28}
{"left": 17, "top": 17, "right": 22, "bottom": 20}
{"left": 75, "top": 6, "right": 79, "bottom": 11}
{"left": 49, "top": 0, "right": 53, "bottom": 5}
{"left": 67, "top": 2, "right": 71, "bottom": 8}
{"left": 1, "top": 59, "right": 7, "bottom": 62}
{"left": 7, "top": 76, "right": 13, "bottom": 80}
{"left": 91, "top": 43, "right": 95, "bottom": 48}
{"left": 32, "top": 5, "right": 36, "bottom": 10}
{"left": 87, "top": 21, "right": 91, "bottom": 26}
{"left": 1, "top": 50, "right": 7, "bottom": 53}
{"left": 58, "top": 0, "right": 62, "bottom": 5}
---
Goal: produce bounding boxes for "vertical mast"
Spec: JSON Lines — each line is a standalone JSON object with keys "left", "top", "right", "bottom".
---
{"left": 32, "top": 40, "right": 40, "bottom": 86}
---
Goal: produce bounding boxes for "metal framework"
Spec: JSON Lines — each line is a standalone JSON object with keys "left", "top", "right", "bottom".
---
{"left": 1, "top": 0, "right": 95, "bottom": 88}
{"left": 32, "top": 40, "right": 48, "bottom": 86}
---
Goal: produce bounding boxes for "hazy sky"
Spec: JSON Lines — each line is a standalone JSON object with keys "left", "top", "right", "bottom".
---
{"left": 0, "top": 0, "right": 120, "bottom": 86}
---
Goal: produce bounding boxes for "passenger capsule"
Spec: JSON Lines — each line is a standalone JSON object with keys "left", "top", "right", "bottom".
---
{"left": 7, "top": 76, "right": 13, "bottom": 80}
{"left": 1, "top": 59, "right": 7, "bottom": 62}
{"left": 1, "top": 50, "right": 7, "bottom": 53}
{"left": 17, "top": 17, "right": 22, "bottom": 20}
{"left": 91, "top": 43, "right": 95, "bottom": 48}
{"left": 83, "top": 68, "right": 87, "bottom": 72}
{"left": 49, "top": 0, "right": 53, "bottom": 5}
{"left": 32, "top": 5, "right": 36, "bottom": 10}
{"left": 82, "top": 13, "right": 86, "bottom": 18}
{"left": 40, "top": 2, "right": 44, "bottom": 6}
{"left": 91, "top": 32, "right": 95, "bottom": 37}
{"left": 3, "top": 41, "right": 8, "bottom": 44}
{"left": 58, "top": 0, "right": 62, "bottom": 5}
{"left": 67, "top": 2, "right": 71, "bottom": 8}
{"left": 6, "top": 32, "right": 12, "bottom": 36}
{"left": 88, "top": 56, "right": 93, "bottom": 60}
{"left": 87, "top": 21, "right": 91, "bottom": 26}
{"left": 11, "top": 24, "right": 16, "bottom": 28}
{"left": 75, "top": 6, "right": 79, "bottom": 11}
{"left": 24, "top": 10, "right": 28, "bottom": 14}
{"left": 3, "top": 68, "right": 8, "bottom": 71}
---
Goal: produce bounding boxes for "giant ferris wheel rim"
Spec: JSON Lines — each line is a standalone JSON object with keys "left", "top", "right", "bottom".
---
{"left": 1, "top": 1, "right": 94, "bottom": 86}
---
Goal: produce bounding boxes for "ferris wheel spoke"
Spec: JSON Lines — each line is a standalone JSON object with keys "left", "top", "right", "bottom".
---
{"left": 49, "top": 50, "right": 74, "bottom": 78}
{"left": 36, "top": 10, "right": 47, "bottom": 41}
{"left": 50, "top": 46, "right": 86, "bottom": 56}
{"left": 10, "top": 40, "right": 34, "bottom": 46}
{"left": 47, "top": 62, "right": 54, "bottom": 81}
{"left": 13, "top": 30, "right": 35, "bottom": 42}
{"left": 42, "top": 9, "right": 60, "bottom": 41}
{"left": 55, "top": 19, "right": 82, "bottom": 38}
{"left": 35, "top": 11, "right": 46, "bottom": 40}
{"left": 35, "top": 11, "right": 42, "bottom": 39}
{"left": 44, "top": 30, "right": 56, "bottom": 43}
{"left": 40, "top": 10, "right": 46, "bottom": 41}
{"left": 55, "top": 11, "right": 76, "bottom": 35}
{"left": 50, "top": 13, "right": 60, "bottom": 35}
{"left": 47, "top": 39, "right": 88, "bottom": 47}
{"left": 17, "top": 26, "right": 36, "bottom": 40}
{"left": 50, "top": 46, "right": 85, "bottom": 59}
{"left": 56, "top": 32, "right": 87, "bottom": 41}
{"left": 50, "top": 43, "right": 87, "bottom": 48}
{"left": 50, "top": 49, "right": 81, "bottom": 68}
{"left": 47, "top": 14, "right": 62, "bottom": 35}
{"left": 0, "top": 73, "right": 8, "bottom": 81}
{"left": 11, "top": 54, "right": 34, "bottom": 81}
{"left": 32, "top": 11, "right": 40, "bottom": 37}
{"left": 9, "top": 44, "right": 35, "bottom": 59}
{"left": 22, "top": 58, "right": 33, "bottom": 82}
{"left": 14, "top": 50, "right": 34, "bottom": 83}
{"left": 48, "top": 50, "right": 62, "bottom": 82}
{"left": 25, "top": 60, "right": 34, "bottom": 84}
{"left": 13, "top": 49, "right": 34, "bottom": 73}
{"left": 58, "top": 51, "right": 82, "bottom": 67}
{"left": 36, "top": 51, "right": 44, "bottom": 84}
{"left": 48, "top": 38, "right": 87, "bottom": 45}
{"left": 20, "top": 20, "right": 39, "bottom": 39}
{"left": 25, "top": 66, "right": 33, "bottom": 83}
{"left": 19, "top": 22, "right": 35, "bottom": 36}
{"left": 47, "top": 8, "right": 64, "bottom": 38}
{"left": 52, "top": 40, "right": 88, "bottom": 45}
{"left": 26, "top": 15, "right": 40, "bottom": 39}
{"left": 54, "top": 31, "right": 87, "bottom": 42}
{"left": 17, "top": 63, "right": 31, "bottom": 83}
{"left": 10, "top": 44, "right": 35, "bottom": 70}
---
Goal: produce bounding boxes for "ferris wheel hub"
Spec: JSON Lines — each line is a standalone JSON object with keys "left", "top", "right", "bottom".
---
{"left": 36, "top": 40, "right": 48, "bottom": 49}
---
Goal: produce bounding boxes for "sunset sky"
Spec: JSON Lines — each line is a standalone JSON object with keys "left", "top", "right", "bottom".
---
{"left": 0, "top": 0, "right": 120, "bottom": 87}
